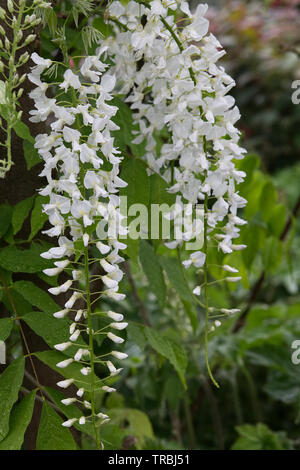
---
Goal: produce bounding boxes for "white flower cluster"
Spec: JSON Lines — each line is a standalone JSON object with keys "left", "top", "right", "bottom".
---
{"left": 0, "top": 0, "right": 50, "bottom": 177}
{"left": 102, "top": 0, "right": 247, "bottom": 275}
{"left": 28, "top": 51, "right": 128, "bottom": 430}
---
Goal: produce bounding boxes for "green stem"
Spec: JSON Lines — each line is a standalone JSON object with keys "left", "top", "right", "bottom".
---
{"left": 84, "top": 247, "right": 101, "bottom": 450}
{"left": 204, "top": 191, "right": 219, "bottom": 389}
{"left": 4, "top": 1, "right": 25, "bottom": 175}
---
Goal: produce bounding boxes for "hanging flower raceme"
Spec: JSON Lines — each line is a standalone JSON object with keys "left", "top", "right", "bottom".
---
{"left": 28, "top": 50, "right": 128, "bottom": 443}
{"left": 101, "top": 0, "right": 247, "bottom": 385}
{"left": 102, "top": 0, "right": 247, "bottom": 289}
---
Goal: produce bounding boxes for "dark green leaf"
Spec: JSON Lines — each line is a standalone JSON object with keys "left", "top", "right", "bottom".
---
{"left": 13, "top": 281, "right": 60, "bottom": 314}
{"left": 0, "top": 318, "right": 13, "bottom": 341}
{"left": 12, "top": 196, "right": 34, "bottom": 235}
{"left": 34, "top": 350, "right": 92, "bottom": 390}
{"left": 145, "top": 327, "right": 187, "bottom": 388}
{"left": 139, "top": 241, "right": 166, "bottom": 308}
{"left": 36, "top": 401, "right": 77, "bottom": 450}
{"left": 0, "top": 357, "right": 25, "bottom": 442}
{"left": 0, "top": 243, "right": 51, "bottom": 273}
{"left": 23, "top": 140, "right": 41, "bottom": 171}
{"left": 13, "top": 121, "right": 34, "bottom": 143}
{"left": 0, "top": 204, "right": 12, "bottom": 238}
{"left": 0, "top": 391, "right": 36, "bottom": 450}
{"left": 23, "top": 311, "right": 86, "bottom": 355}
{"left": 30, "top": 195, "right": 48, "bottom": 239}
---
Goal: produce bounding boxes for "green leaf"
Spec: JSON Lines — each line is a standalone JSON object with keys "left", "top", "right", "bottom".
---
{"left": 34, "top": 350, "right": 92, "bottom": 390}
{"left": 0, "top": 318, "right": 13, "bottom": 341}
{"left": 23, "top": 140, "right": 41, "bottom": 171}
{"left": 127, "top": 323, "right": 146, "bottom": 350}
{"left": 139, "top": 240, "right": 166, "bottom": 308}
{"left": 160, "top": 256, "right": 193, "bottom": 303}
{"left": 145, "top": 327, "right": 187, "bottom": 388}
{"left": 262, "top": 236, "right": 283, "bottom": 273}
{"left": 0, "top": 357, "right": 25, "bottom": 441}
{"left": 30, "top": 195, "right": 48, "bottom": 239}
{"left": 12, "top": 196, "right": 35, "bottom": 235}
{"left": 13, "top": 121, "right": 34, "bottom": 143}
{"left": 149, "top": 173, "right": 175, "bottom": 207}
{"left": 45, "top": 8, "right": 57, "bottom": 35}
{"left": 23, "top": 311, "right": 86, "bottom": 355}
{"left": 268, "top": 204, "right": 287, "bottom": 238}
{"left": 0, "top": 391, "right": 36, "bottom": 450}
{"left": 0, "top": 243, "right": 51, "bottom": 273}
{"left": 232, "top": 423, "right": 286, "bottom": 450}
{"left": 120, "top": 159, "right": 149, "bottom": 208}
{"left": 109, "top": 408, "right": 154, "bottom": 450}
{"left": 13, "top": 281, "right": 60, "bottom": 314}
{"left": 36, "top": 401, "right": 77, "bottom": 450}
{"left": 0, "top": 204, "right": 12, "bottom": 238}
{"left": 112, "top": 97, "right": 145, "bottom": 157}
{"left": 159, "top": 256, "right": 197, "bottom": 330}
{"left": 260, "top": 182, "right": 277, "bottom": 222}
{"left": 148, "top": 174, "right": 175, "bottom": 240}
{"left": 44, "top": 386, "right": 94, "bottom": 436}
{"left": 92, "top": 17, "right": 113, "bottom": 39}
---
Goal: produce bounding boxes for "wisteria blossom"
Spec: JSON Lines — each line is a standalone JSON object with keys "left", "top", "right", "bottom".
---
{"left": 102, "top": 0, "right": 247, "bottom": 271}
{"left": 28, "top": 50, "right": 128, "bottom": 440}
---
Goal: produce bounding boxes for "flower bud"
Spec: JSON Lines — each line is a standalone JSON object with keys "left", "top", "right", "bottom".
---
{"left": 56, "top": 358, "right": 74, "bottom": 368}
{"left": 24, "top": 34, "right": 36, "bottom": 46}
{"left": 62, "top": 418, "right": 77, "bottom": 427}
{"left": 225, "top": 276, "right": 242, "bottom": 283}
{"left": 17, "top": 88, "right": 24, "bottom": 99}
{"left": 102, "top": 386, "right": 116, "bottom": 393}
{"left": 53, "top": 309, "right": 69, "bottom": 319}
{"left": 57, "top": 378, "right": 74, "bottom": 389}
{"left": 19, "top": 74, "right": 26, "bottom": 85}
{"left": 5, "top": 38, "right": 10, "bottom": 50}
{"left": 16, "top": 30, "right": 23, "bottom": 42}
{"left": 7, "top": 0, "right": 14, "bottom": 14}
{"left": 107, "top": 332, "right": 124, "bottom": 344}
{"left": 110, "top": 322, "right": 128, "bottom": 331}
{"left": 0, "top": 7, "right": 6, "bottom": 19}
{"left": 54, "top": 341, "right": 72, "bottom": 351}
{"left": 107, "top": 311, "right": 123, "bottom": 322}
{"left": 61, "top": 398, "right": 76, "bottom": 406}
{"left": 111, "top": 351, "right": 128, "bottom": 360}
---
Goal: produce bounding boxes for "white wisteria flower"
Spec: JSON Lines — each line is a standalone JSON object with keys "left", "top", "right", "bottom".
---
{"left": 29, "top": 49, "right": 128, "bottom": 442}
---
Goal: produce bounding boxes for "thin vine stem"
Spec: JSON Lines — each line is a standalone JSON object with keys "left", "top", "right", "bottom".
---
{"left": 204, "top": 192, "right": 219, "bottom": 389}
{"left": 84, "top": 246, "right": 101, "bottom": 450}
{"left": 4, "top": 0, "right": 25, "bottom": 176}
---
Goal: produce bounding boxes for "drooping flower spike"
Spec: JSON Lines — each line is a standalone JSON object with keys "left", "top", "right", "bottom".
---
{"left": 101, "top": 0, "right": 247, "bottom": 385}
{"left": 29, "top": 49, "right": 128, "bottom": 445}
